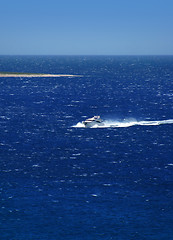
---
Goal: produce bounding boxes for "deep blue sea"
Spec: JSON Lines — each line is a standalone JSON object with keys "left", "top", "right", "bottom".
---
{"left": 0, "top": 56, "right": 173, "bottom": 240}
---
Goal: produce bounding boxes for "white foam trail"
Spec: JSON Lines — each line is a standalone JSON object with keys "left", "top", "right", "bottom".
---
{"left": 72, "top": 119, "right": 173, "bottom": 128}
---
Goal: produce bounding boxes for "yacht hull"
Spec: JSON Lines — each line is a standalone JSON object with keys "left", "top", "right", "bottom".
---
{"left": 82, "top": 116, "right": 104, "bottom": 128}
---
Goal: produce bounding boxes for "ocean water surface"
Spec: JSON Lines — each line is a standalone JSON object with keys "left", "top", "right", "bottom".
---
{"left": 0, "top": 56, "right": 173, "bottom": 239}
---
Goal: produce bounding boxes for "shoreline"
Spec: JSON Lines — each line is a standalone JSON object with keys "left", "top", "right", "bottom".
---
{"left": 0, "top": 73, "right": 82, "bottom": 78}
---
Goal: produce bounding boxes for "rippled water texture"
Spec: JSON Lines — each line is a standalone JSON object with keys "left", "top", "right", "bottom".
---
{"left": 0, "top": 56, "right": 173, "bottom": 239}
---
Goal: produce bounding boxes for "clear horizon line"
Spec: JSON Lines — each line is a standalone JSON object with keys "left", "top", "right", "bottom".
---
{"left": 0, "top": 54, "right": 173, "bottom": 57}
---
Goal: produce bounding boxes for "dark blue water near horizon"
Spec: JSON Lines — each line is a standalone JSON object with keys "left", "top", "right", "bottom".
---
{"left": 0, "top": 56, "right": 173, "bottom": 239}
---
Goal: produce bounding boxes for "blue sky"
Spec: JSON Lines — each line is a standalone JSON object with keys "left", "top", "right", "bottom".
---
{"left": 0, "top": 0, "right": 173, "bottom": 55}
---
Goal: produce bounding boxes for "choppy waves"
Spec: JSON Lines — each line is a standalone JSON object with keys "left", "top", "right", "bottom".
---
{"left": 73, "top": 119, "right": 173, "bottom": 128}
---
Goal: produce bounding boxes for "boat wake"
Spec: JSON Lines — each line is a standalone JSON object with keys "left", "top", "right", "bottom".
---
{"left": 73, "top": 119, "right": 173, "bottom": 128}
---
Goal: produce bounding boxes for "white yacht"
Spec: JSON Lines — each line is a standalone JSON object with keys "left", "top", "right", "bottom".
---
{"left": 82, "top": 116, "right": 104, "bottom": 128}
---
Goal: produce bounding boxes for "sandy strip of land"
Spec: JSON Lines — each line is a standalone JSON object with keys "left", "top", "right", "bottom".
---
{"left": 0, "top": 74, "right": 81, "bottom": 78}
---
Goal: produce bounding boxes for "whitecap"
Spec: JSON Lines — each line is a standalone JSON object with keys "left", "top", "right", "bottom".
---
{"left": 91, "top": 194, "right": 98, "bottom": 197}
